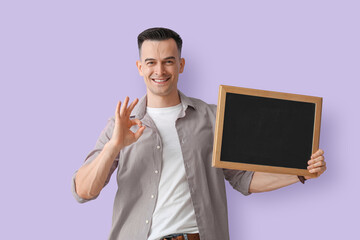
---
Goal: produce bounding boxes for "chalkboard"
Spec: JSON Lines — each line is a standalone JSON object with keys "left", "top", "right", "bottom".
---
{"left": 212, "top": 85, "right": 322, "bottom": 177}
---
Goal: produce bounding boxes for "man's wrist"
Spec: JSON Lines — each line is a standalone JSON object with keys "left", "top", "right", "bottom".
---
{"left": 106, "top": 141, "right": 123, "bottom": 156}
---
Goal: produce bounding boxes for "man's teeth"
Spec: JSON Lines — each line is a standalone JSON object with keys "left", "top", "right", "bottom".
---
{"left": 153, "top": 79, "right": 168, "bottom": 82}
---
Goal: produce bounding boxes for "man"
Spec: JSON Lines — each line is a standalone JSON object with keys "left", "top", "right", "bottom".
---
{"left": 72, "top": 27, "right": 326, "bottom": 240}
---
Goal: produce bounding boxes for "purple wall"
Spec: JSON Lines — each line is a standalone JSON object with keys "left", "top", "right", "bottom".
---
{"left": 1, "top": 1, "right": 358, "bottom": 239}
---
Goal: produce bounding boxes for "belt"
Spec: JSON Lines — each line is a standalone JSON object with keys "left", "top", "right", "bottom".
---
{"left": 160, "top": 233, "right": 200, "bottom": 240}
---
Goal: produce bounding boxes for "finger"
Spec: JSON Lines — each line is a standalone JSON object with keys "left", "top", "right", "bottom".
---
{"left": 308, "top": 155, "right": 325, "bottom": 166}
{"left": 134, "top": 126, "right": 146, "bottom": 141}
{"left": 308, "top": 160, "right": 326, "bottom": 169}
{"left": 130, "top": 119, "right": 142, "bottom": 127}
{"left": 308, "top": 165, "right": 326, "bottom": 174}
{"left": 126, "top": 98, "right": 139, "bottom": 117}
{"left": 120, "top": 96, "right": 129, "bottom": 117}
{"left": 115, "top": 101, "right": 121, "bottom": 119}
{"left": 311, "top": 149, "right": 324, "bottom": 159}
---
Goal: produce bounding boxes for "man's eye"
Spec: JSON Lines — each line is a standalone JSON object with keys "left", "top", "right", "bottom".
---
{"left": 147, "top": 62, "right": 154, "bottom": 65}
{"left": 166, "top": 61, "right": 173, "bottom": 64}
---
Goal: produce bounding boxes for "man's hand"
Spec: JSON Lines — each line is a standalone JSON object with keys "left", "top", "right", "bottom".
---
{"left": 109, "top": 96, "right": 146, "bottom": 151}
{"left": 305, "top": 149, "right": 326, "bottom": 179}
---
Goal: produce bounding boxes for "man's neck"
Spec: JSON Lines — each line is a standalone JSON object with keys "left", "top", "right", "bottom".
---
{"left": 146, "top": 90, "right": 181, "bottom": 108}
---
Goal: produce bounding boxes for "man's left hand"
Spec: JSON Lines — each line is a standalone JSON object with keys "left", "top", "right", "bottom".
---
{"left": 305, "top": 149, "right": 326, "bottom": 179}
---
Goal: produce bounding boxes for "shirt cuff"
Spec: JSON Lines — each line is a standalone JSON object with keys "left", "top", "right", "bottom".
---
{"left": 239, "top": 171, "right": 255, "bottom": 196}
{"left": 71, "top": 171, "right": 98, "bottom": 203}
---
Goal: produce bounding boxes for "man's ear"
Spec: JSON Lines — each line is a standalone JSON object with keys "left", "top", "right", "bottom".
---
{"left": 179, "top": 58, "right": 185, "bottom": 73}
{"left": 136, "top": 60, "right": 144, "bottom": 76}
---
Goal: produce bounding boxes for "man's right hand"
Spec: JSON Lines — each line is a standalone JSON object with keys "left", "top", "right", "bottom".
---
{"left": 109, "top": 96, "right": 146, "bottom": 151}
{"left": 74, "top": 97, "right": 145, "bottom": 200}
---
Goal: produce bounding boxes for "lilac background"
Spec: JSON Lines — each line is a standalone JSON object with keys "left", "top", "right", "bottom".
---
{"left": 1, "top": 0, "right": 359, "bottom": 239}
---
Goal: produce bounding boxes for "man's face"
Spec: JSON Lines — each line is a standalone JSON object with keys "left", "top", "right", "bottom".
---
{"left": 136, "top": 39, "right": 185, "bottom": 98}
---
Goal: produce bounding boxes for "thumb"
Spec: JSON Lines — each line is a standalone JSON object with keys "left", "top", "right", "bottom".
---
{"left": 134, "top": 126, "right": 146, "bottom": 141}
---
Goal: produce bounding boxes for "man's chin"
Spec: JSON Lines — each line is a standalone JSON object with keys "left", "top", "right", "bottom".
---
{"left": 147, "top": 87, "right": 177, "bottom": 98}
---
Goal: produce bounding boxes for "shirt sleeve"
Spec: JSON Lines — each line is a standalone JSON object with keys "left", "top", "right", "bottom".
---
{"left": 71, "top": 117, "right": 119, "bottom": 203}
{"left": 223, "top": 169, "right": 254, "bottom": 196}
{"left": 209, "top": 103, "right": 254, "bottom": 196}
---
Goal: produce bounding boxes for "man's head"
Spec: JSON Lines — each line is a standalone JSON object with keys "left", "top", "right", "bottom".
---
{"left": 137, "top": 27, "right": 183, "bottom": 57}
{"left": 136, "top": 27, "right": 185, "bottom": 107}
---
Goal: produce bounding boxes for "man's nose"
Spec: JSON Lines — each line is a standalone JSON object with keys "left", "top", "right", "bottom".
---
{"left": 154, "top": 63, "right": 165, "bottom": 75}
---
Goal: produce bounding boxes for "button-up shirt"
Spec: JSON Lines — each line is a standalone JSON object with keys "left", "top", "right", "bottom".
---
{"left": 72, "top": 91, "right": 254, "bottom": 240}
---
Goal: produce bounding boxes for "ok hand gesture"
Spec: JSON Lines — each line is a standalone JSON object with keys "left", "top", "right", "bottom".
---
{"left": 109, "top": 97, "right": 146, "bottom": 151}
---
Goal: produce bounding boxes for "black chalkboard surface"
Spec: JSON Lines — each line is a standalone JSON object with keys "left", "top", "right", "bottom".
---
{"left": 212, "top": 85, "right": 322, "bottom": 177}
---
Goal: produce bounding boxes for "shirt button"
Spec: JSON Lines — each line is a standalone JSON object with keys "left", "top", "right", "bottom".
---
{"left": 146, "top": 220, "right": 149, "bottom": 224}
{"left": 151, "top": 195, "right": 155, "bottom": 199}
{"left": 156, "top": 145, "right": 160, "bottom": 149}
{"left": 155, "top": 170, "right": 159, "bottom": 174}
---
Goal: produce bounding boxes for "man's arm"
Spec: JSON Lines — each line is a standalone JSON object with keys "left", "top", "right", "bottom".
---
{"left": 75, "top": 142, "right": 121, "bottom": 199}
{"left": 249, "top": 149, "right": 326, "bottom": 193}
{"left": 75, "top": 97, "right": 145, "bottom": 200}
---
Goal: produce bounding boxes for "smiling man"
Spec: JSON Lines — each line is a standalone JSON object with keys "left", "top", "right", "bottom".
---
{"left": 136, "top": 38, "right": 185, "bottom": 107}
{"left": 72, "top": 27, "right": 326, "bottom": 240}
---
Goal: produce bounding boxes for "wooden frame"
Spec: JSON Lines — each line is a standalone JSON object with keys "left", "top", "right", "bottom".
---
{"left": 212, "top": 85, "right": 322, "bottom": 177}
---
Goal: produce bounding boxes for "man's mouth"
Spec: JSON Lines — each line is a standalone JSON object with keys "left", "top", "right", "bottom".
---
{"left": 151, "top": 77, "right": 170, "bottom": 83}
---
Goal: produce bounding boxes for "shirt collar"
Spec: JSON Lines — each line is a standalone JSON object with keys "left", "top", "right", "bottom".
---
{"left": 130, "top": 90, "right": 196, "bottom": 120}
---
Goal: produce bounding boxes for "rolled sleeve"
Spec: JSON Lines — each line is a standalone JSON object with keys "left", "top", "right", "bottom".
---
{"left": 71, "top": 117, "right": 119, "bottom": 203}
{"left": 223, "top": 169, "right": 254, "bottom": 196}
{"left": 71, "top": 170, "right": 99, "bottom": 203}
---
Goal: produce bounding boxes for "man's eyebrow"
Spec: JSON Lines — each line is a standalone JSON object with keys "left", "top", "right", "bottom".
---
{"left": 164, "top": 56, "right": 176, "bottom": 60}
{"left": 144, "top": 58, "right": 156, "bottom": 62}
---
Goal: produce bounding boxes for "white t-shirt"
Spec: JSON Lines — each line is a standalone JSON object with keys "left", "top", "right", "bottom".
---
{"left": 146, "top": 103, "right": 199, "bottom": 240}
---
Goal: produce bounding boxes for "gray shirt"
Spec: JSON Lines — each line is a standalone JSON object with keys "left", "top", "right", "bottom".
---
{"left": 72, "top": 91, "right": 254, "bottom": 240}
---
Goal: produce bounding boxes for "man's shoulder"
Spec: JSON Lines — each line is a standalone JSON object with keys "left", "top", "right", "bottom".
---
{"left": 189, "top": 96, "right": 216, "bottom": 109}
{"left": 186, "top": 96, "right": 217, "bottom": 117}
